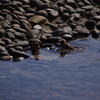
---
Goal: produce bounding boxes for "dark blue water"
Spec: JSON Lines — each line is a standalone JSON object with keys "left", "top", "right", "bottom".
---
{"left": 0, "top": 36, "right": 100, "bottom": 100}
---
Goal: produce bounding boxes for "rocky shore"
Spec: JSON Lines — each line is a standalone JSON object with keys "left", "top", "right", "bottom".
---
{"left": 0, "top": 0, "right": 100, "bottom": 61}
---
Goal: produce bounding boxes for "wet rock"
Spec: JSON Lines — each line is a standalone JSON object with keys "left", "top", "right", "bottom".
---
{"left": 91, "top": 28, "right": 100, "bottom": 38}
{"left": 62, "top": 34, "right": 73, "bottom": 41}
{"left": 0, "top": 55, "right": 12, "bottom": 61}
{"left": 74, "top": 25, "right": 90, "bottom": 37}
{"left": 8, "top": 48, "right": 29, "bottom": 58}
{"left": 63, "top": 26, "right": 72, "bottom": 34}
{"left": 29, "top": 15, "right": 47, "bottom": 25}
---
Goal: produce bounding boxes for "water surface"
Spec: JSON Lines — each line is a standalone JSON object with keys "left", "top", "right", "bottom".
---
{"left": 0, "top": 36, "right": 100, "bottom": 100}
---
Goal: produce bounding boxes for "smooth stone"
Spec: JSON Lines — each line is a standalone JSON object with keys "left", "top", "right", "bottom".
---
{"left": 74, "top": 26, "right": 90, "bottom": 37}
{"left": 84, "top": 20, "right": 96, "bottom": 30}
{"left": 38, "top": 10, "right": 48, "bottom": 17}
{"left": 16, "top": 7, "right": 26, "bottom": 13}
{"left": 93, "top": 15, "right": 100, "bottom": 22}
{"left": 30, "top": 0, "right": 43, "bottom": 7}
{"left": 91, "top": 28, "right": 100, "bottom": 38}
{"left": 71, "top": 13, "right": 80, "bottom": 20}
{"left": 14, "top": 32, "right": 26, "bottom": 39}
{"left": 27, "top": 29, "right": 40, "bottom": 40}
{"left": 37, "top": 3, "right": 50, "bottom": 10}
{"left": 33, "top": 25, "right": 42, "bottom": 30}
{"left": 6, "top": 14, "right": 12, "bottom": 22}
{"left": 0, "top": 51, "right": 9, "bottom": 56}
{"left": 62, "top": 34, "right": 73, "bottom": 41}
{"left": 61, "top": 13, "right": 70, "bottom": 21}
{"left": 13, "top": 10, "right": 23, "bottom": 16}
{"left": 29, "top": 15, "right": 47, "bottom": 25}
{"left": 76, "top": 8, "right": 86, "bottom": 16}
{"left": 15, "top": 41, "right": 29, "bottom": 47}
{"left": 42, "top": 23, "right": 58, "bottom": 33}
{"left": 0, "top": 29, "right": 5, "bottom": 38}
{"left": 26, "top": 7, "right": 36, "bottom": 14}
{"left": 64, "top": 5, "right": 76, "bottom": 13}
{"left": 81, "top": 5, "right": 94, "bottom": 10}
{"left": 0, "top": 41, "right": 6, "bottom": 46}
{"left": 48, "top": 10, "right": 59, "bottom": 19}
{"left": 48, "top": 36, "right": 62, "bottom": 43}
{"left": 0, "top": 55, "right": 12, "bottom": 61}
{"left": 15, "top": 46, "right": 23, "bottom": 51}
{"left": 13, "top": 27, "right": 27, "bottom": 33}
{"left": 63, "top": 26, "right": 72, "bottom": 34}
{"left": 96, "top": 21, "right": 100, "bottom": 30}
{"left": 0, "top": 45, "right": 6, "bottom": 52}
{"left": 20, "top": 20, "right": 32, "bottom": 31}
{"left": 24, "top": 13, "right": 35, "bottom": 18}
{"left": 0, "top": 16, "right": 4, "bottom": 21}
{"left": 6, "top": 32, "right": 15, "bottom": 40}
{"left": 9, "top": 69, "right": 21, "bottom": 75}
{"left": 2, "top": 38, "right": 12, "bottom": 44}
{"left": 6, "top": 28, "right": 16, "bottom": 33}
{"left": 8, "top": 48, "right": 29, "bottom": 58}
{"left": 2, "top": 23, "right": 11, "bottom": 29}
{"left": 6, "top": 44, "right": 14, "bottom": 50}
{"left": 51, "top": 29, "right": 65, "bottom": 37}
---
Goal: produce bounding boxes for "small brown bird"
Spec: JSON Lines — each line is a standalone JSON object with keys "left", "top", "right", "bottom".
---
{"left": 59, "top": 39, "right": 74, "bottom": 50}
{"left": 28, "top": 39, "right": 42, "bottom": 55}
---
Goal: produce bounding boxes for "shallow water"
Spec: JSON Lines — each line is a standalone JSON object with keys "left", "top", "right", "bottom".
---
{"left": 0, "top": 36, "right": 100, "bottom": 100}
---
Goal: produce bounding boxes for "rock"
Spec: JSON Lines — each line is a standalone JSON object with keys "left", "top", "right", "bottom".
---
{"left": 38, "top": 10, "right": 48, "bottom": 17}
{"left": 48, "top": 10, "right": 59, "bottom": 20}
{"left": 29, "top": 15, "right": 47, "bottom": 25}
{"left": 96, "top": 21, "right": 100, "bottom": 30}
{"left": 20, "top": 20, "right": 32, "bottom": 31}
{"left": 6, "top": 32, "right": 15, "bottom": 40}
{"left": 51, "top": 29, "right": 65, "bottom": 37}
{"left": 74, "top": 25, "right": 90, "bottom": 37}
{"left": 37, "top": 3, "right": 50, "bottom": 10}
{"left": 91, "top": 28, "right": 100, "bottom": 38}
{"left": 0, "top": 40, "right": 6, "bottom": 46}
{"left": 0, "top": 55, "right": 12, "bottom": 61}
{"left": 63, "top": 26, "right": 72, "bottom": 34}
{"left": 0, "top": 29, "right": 5, "bottom": 38}
{"left": 2, "top": 38, "right": 12, "bottom": 45}
{"left": 81, "top": 5, "right": 94, "bottom": 10}
{"left": 42, "top": 23, "right": 58, "bottom": 33}
{"left": 8, "top": 48, "right": 29, "bottom": 58}
{"left": 27, "top": 29, "right": 40, "bottom": 40}
{"left": 48, "top": 36, "right": 62, "bottom": 43}
{"left": 62, "top": 34, "right": 73, "bottom": 41}
{"left": 84, "top": 20, "right": 96, "bottom": 30}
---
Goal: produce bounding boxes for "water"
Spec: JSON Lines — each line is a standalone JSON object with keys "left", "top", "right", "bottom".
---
{"left": 0, "top": 36, "right": 100, "bottom": 100}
